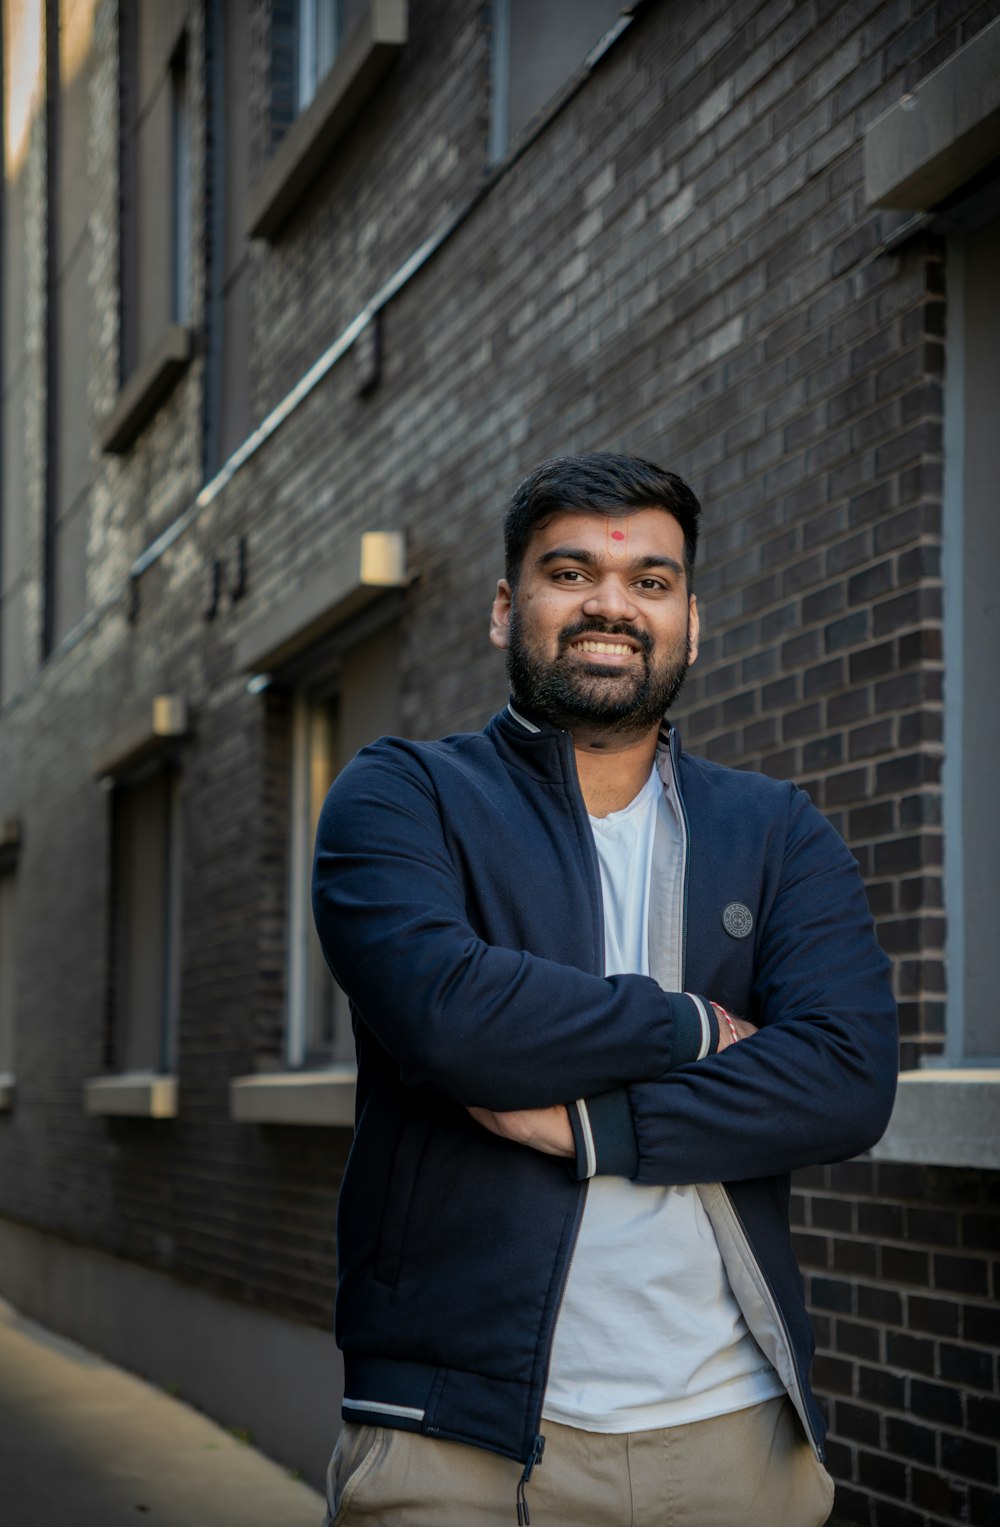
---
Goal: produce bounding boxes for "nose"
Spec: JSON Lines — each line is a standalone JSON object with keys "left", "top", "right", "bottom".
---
{"left": 581, "top": 573, "right": 638, "bottom": 623}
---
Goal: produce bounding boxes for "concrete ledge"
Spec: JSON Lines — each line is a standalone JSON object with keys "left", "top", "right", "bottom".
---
{"left": 247, "top": 0, "right": 407, "bottom": 239}
{"left": 871, "top": 1069, "right": 1000, "bottom": 1169}
{"left": 230, "top": 1070, "right": 356, "bottom": 1127}
{"left": 865, "top": 16, "right": 1000, "bottom": 208}
{"left": 92, "top": 695, "right": 189, "bottom": 780}
{"left": 0, "top": 1072, "right": 14, "bottom": 1111}
{"left": 98, "top": 324, "right": 193, "bottom": 454}
{"left": 84, "top": 1073, "right": 178, "bottom": 1119}
{"left": 235, "top": 530, "right": 408, "bottom": 673}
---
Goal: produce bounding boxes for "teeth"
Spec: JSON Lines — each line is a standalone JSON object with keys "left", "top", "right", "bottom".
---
{"left": 574, "top": 640, "right": 634, "bottom": 655}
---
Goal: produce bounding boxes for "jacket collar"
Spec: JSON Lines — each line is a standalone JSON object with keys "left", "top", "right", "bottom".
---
{"left": 498, "top": 697, "right": 683, "bottom": 765}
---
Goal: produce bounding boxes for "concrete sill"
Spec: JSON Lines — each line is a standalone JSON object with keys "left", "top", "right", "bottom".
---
{"left": 246, "top": 0, "right": 407, "bottom": 240}
{"left": 871, "top": 1069, "right": 1000, "bottom": 1170}
{"left": 230, "top": 1070, "right": 357, "bottom": 1127}
{"left": 0, "top": 1072, "right": 14, "bottom": 1111}
{"left": 84, "top": 1073, "right": 178, "bottom": 1119}
{"left": 98, "top": 325, "right": 193, "bottom": 454}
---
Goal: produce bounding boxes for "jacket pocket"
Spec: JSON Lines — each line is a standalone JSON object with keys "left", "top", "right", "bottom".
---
{"left": 373, "top": 1114, "right": 432, "bottom": 1286}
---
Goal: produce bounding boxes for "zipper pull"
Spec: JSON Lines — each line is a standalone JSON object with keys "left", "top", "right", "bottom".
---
{"left": 515, "top": 1434, "right": 545, "bottom": 1526}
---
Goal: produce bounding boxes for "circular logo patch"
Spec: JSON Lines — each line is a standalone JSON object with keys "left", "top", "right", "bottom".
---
{"left": 722, "top": 902, "right": 753, "bottom": 939}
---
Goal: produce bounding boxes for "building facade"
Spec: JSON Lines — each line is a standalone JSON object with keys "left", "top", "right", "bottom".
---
{"left": 1, "top": 0, "right": 998, "bottom": 1519}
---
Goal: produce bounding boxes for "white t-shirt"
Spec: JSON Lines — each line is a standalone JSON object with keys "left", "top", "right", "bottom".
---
{"left": 542, "top": 760, "right": 783, "bottom": 1432}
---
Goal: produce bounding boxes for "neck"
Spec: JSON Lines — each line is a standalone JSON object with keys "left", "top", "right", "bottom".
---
{"left": 572, "top": 724, "right": 661, "bottom": 818}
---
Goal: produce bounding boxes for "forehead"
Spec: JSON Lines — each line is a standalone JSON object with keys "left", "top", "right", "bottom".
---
{"left": 525, "top": 507, "right": 686, "bottom": 561}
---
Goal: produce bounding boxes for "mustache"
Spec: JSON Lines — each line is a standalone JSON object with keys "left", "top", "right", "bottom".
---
{"left": 557, "top": 619, "right": 653, "bottom": 657}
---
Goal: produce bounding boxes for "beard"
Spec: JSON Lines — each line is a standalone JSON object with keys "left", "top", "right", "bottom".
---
{"left": 506, "top": 606, "right": 692, "bottom": 738}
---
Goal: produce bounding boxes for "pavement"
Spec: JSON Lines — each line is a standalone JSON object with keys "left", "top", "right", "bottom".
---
{"left": 0, "top": 1296, "right": 326, "bottom": 1526}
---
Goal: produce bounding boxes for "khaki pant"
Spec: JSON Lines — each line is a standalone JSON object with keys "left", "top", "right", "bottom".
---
{"left": 323, "top": 1396, "right": 835, "bottom": 1526}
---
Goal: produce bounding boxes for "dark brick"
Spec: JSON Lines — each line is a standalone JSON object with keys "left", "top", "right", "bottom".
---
{"left": 803, "top": 734, "right": 844, "bottom": 771}
{"left": 967, "top": 1393, "right": 1000, "bottom": 1443}
{"left": 848, "top": 561, "right": 894, "bottom": 604}
{"left": 857, "top": 1450, "right": 907, "bottom": 1500}
{"left": 856, "top": 1283, "right": 902, "bottom": 1326}
{"left": 849, "top": 640, "right": 896, "bottom": 681}
{"left": 884, "top": 1414, "right": 938, "bottom": 1464}
{"left": 934, "top": 1253, "right": 990, "bottom": 1297}
{"left": 834, "top": 1398, "right": 881, "bottom": 1448}
{"left": 828, "top": 686, "right": 872, "bottom": 726}
{"left": 908, "top": 1295, "right": 959, "bottom": 1338}
{"left": 885, "top": 1330, "right": 936, "bottom": 1376}
{"left": 812, "top": 1353, "right": 854, "bottom": 1395}
{"left": 910, "top": 1464, "right": 968, "bottom": 1518}
{"left": 836, "top": 1317, "right": 881, "bottom": 1362}
{"left": 832, "top": 1238, "right": 879, "bottom": 1277}
{"left": 940, "top": 1431, "right": 999, "bottom": 1486}
{"left": 826, "top": 767, "right": 870, "bottom": 805}
{"left": 909, "top": 1376, "right": 963, "bottom": 1426}
{"left": 872, "top": 586, "right": 943, "bottom": 638}
{"left": 811, "top": 1276, "right": 855, "bottom": 1313}
{"left": 825, "top": 611, "right": 869, "bottom": 652}
{"left": 964, "top": 1302, "right": 1000, "bottom": 1348}
{"left": 962, "top": 1213, "right": 1000, "bottom": 1253}
{"left": 907, "top": 1207, "right": 958, "bottom": 1246}
{"left": 849, "top": 719, "right": 894, "bottom": 760}
{"left": 940, "top": 1341, "right": 994, "bottom": 1391}
{"left": 856, "top": 1364, "right": 905, "bottom": 1411}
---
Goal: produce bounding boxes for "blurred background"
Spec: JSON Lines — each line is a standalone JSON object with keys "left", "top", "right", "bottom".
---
{"left": 0, "top": 1, "right": 998, "bottom": 1521}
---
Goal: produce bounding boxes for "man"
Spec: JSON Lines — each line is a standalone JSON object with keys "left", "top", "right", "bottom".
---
{"left": 312, "top": 453, "right": 897, "bottom": 1526}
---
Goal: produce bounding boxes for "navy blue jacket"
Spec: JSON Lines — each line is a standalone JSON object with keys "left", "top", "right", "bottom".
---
{"left": 312, "top": 703, "right": 898, "bottom": 1468}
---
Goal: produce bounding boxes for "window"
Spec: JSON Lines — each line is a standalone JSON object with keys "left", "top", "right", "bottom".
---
{"left": 110, "top": 764, "right": 182, "bottom": 1075}
{"left": 297, "top": 0, "right": 341, "bottom": 112}
{"left": 170, "top": 43, "right": 191, "bottom": 327}
{"left": 287, "top": 621, "right": 399, "bottom": 1069}
{"left": 489, "top": 0, "right": 624, "bottom": 162}
{"left": 941, "top": 208, "right": 1000, "bottom": 1068}
{"left": 101, "top": 3, "right": 193, "bottom": 452}
{"left": 46, "top": 0, "right": 98, "bottom": 653}
{"left": 205, "top": 0, "right": 252, "bottom": 475}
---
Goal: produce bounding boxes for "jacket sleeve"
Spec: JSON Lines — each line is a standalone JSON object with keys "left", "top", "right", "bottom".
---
{"left": 311, "top": 743, "right": 716, "bottom": 1111}
{"left": 571, "top": 788, "right": 898, "bottom": 1184}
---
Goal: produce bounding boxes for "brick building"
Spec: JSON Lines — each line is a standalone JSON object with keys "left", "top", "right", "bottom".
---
{"left": 1, "top": 0, "right": 998, "bottom": 1520}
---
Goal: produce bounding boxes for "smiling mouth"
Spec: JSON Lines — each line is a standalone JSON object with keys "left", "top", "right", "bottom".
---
{"left": 568, "top": 639, "right": 638, "bottom": 657}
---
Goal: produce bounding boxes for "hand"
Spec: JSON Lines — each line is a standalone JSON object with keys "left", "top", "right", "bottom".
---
{"left": 467, "top": 1104, "right": 574, "bottom": 1158}
{"left": 713, "top": 1005, "right": 758, "bottom": 1051}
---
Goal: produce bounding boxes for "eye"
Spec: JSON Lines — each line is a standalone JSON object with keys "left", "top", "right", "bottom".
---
{"left": 635, "top": 576, "right": 669, "bottom": 592}
{"left": 553, "top": 569, "right": 587, "bottom": 582}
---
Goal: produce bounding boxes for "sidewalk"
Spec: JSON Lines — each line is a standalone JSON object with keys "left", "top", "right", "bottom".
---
{"left": 0, "top": 1296, "right": 326, "bottom": 1526}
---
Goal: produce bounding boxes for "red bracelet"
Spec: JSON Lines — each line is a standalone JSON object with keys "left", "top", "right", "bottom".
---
{"left": 712, "top": 1003, "right": 739, "bottom": 1047}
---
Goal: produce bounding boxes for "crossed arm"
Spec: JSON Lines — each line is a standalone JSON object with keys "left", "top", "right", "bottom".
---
{"left": 467, "top": 1012, "right": 758, "bottom": 1158}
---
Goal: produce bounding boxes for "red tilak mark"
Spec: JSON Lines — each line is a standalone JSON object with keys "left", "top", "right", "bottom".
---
{"left": 610, "top": 530, "right": 625, "bottom": 541}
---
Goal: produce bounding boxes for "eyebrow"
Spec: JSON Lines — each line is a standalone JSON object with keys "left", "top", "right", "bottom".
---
{"left": 536, "top": 546, "right": 685, "bottom": 578}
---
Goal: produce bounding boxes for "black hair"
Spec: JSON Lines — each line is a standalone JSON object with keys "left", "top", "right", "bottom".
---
{"left": 503, "top": 452, "right": 701, "bottom": 587}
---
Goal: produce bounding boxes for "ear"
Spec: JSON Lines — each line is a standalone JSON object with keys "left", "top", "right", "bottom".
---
{"left": 687, "top": 593, "right": 700, "bottom": 665}
{"left": 490, "top": 579, "right": 513, "bottom": 651}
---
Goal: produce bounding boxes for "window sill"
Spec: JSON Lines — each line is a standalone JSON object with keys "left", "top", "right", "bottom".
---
{"left": 246, "top": 0, "right": 407, "bottom": 240}
{"left": 0, "top": 1072, "right": 14, "bottom": 1111}
{"left": 229, "top": 1069, "right": 357, "bottom": 1127}
{"left": 870, "top": 1068, "right": 1000, "bottom": 1170}
{"left": 98, "top": 325, "right": 193, "bottom": 454}
{"left": 84, "top": 1073, "right": 178, "bottom": 1119}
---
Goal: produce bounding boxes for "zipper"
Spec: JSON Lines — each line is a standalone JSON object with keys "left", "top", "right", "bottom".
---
{"left": 668, "top": 728, "right": 691, "bottom": 990}
{"left": 719, "top": 1185, "right": 825, "bottom": 1462}
{"left": 668, "top": 726, "right": 693, "bottom": 989}
{"left": 515, "top": 1434, "right": 546, "bottom": 1524}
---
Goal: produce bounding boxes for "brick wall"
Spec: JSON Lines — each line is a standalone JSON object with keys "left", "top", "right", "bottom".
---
{"left": 797, "top": 1161, "right": 1000, "bottom": 1524}
{"left": 1, "top": 2, "right": 998, "bottom": 1522}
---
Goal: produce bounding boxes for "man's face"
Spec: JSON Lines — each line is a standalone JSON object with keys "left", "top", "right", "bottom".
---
{"left": 490, "top": 509, "right": 699, "bottom": 736}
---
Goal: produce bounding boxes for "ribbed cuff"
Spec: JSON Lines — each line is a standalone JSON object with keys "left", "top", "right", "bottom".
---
{"left": 567, "top": 1088, "right": 639, "bottom": 1181}
{"left": 669, "top": 990, "right": 717, "bottom": 1064}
